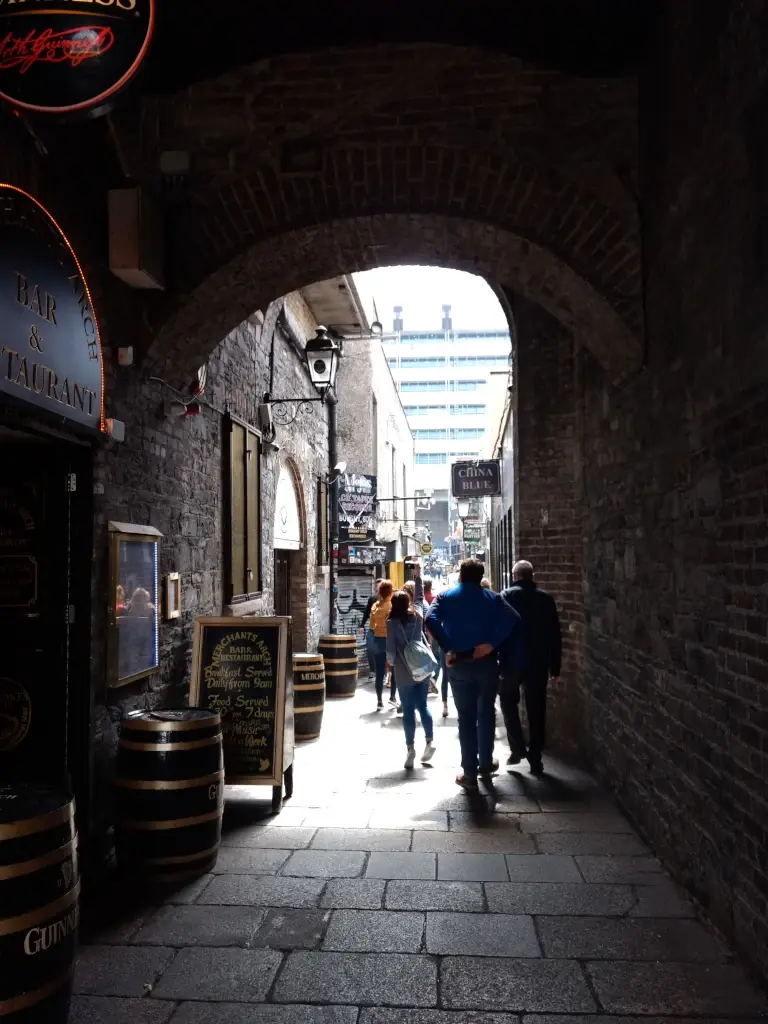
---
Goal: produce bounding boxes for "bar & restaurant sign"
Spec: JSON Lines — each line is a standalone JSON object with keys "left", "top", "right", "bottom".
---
{"left": 0, "top": 0, "right": 155, "bottom": 118}
{"left": 0, "top": 183, "right": 104, "bottom": 432}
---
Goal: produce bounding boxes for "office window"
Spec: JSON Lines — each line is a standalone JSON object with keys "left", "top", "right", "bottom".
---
{"left": 452, "top": 379, "right": 485, "bottom": 391}
{"left": 317, "top": 477, "right": 329, "bottom": 565}
{"left": 454, "top": 330, "right": 511, "bottom": 340}
{"left": 450, "top": 404, "right": 486, "bottom": 416}
{"left": 399, "top": 357, "right": 445, "bottom": 368}
{"left": 450, "top": 427, "right": 485, "bottom": 439}
{"left": 451, "top": 451, "right": 481, "bottom": 457}
{"left": 226, "top": 416, "right": 261, "bottom": 600}
{"left": 412, "top": 428, "right": 448, "bottom": 440}
{"left": 400, "top": 381, "right": 446, "bottom": 392}
{"left": 449, "top": 355, "right": 509, "bottom": 367}
{"left": 400, "top": 332, "right": 446, "bottom": 342}
{"left": 415, "top": 453, "right": 447, "bottom": 465}
{"left": 403, "top": 405, "right": 448, "bottom": 416}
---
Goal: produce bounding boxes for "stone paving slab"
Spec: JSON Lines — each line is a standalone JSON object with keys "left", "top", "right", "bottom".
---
{"left": 368, "top": 810, "right": 449, "bottom": 831}
{"left": 537, "top": 916, "right": 727, "bottom": 961}
{"left": 520, "top": 813, "right": 635, "bottom": 834}
{"left": 301, "top": 808, "right": 373, "bottom": 829}
{"left": 385, "top": 880, "right": 485, "bottom": 912}
{"left": 322, "top": 909, "right": 425, "bottom": 952}
{"left": 132, "top": 905, "right": 265, "bottom": 947}
{"left": 273, "top": 951, "right": 437, "bottom": 1007}
{"left": 213, "top": 847, "right": 291, "bottom": 874}
{"left": 221, "top": 827, "right": 317, "bottom": 849}
{"left": 151, "top": 947, "right": 283, "bottom": 1002}
{"left": 281, "top": 850, "right": 367, "bottom": 877}
{"left": 438, "top": 853, "right": 509, "bottom": 882}
{"left": 70, "top": 996, "right": 175, "bottom": 1024}
{"left": 448, "top": 812, "right": 523, "bottom": 833}
{"left": 440, "top": 956, "right": 596, "bottom": 1012}
{"left": 505, "top": 854, "right": 581, "bottom": 882}
{"left": 524, "top": 1016, "right": 768, "bottom": 1024}
{"left": 533, "top": 832, "right": 650, "bottom": 855}
{"left": 311, "top": 828, "right": 413, "bottom": 851}
{"left": 366, "top": 852, "right": 436, "bottom": 879}
{"left": 320, "top": 878, "right": 386, "bottom": 909}
{"left": 249, "top": 908, "right": 331, "bottom": 949}
{"left": 575, "top": 854, "right": 666, "bottom": 884}
{"left": 411, "top": 830, "right": 536, "bottom": 854}
{"left": 169, "top": 1005, "right": 359, "bottom": 1024}
{"left": 630, "top": 883, "right": 696, "bottom": 917}
{"left": 426, "top": 912, "right": 540, "bottom": 957}
{"left": 197, "top": 874, "right": 325, "bottom": 908}
{"left": 164, "top": 875, "right": 214, "bottom": 904}
{"left": 74, "top": 946, "right": 176, "bottom": 997}
{"left": 486, "top": 881, "right": 636, "bottom": 916}
{"left": 586, "top": 961, "right": 768, "bottom": 1016}
{"left": 361, "top": 1012, "right": 521, "bottom": 1024}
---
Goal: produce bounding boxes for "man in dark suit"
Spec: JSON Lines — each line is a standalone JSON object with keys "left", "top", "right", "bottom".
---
{"left": 499, "top": 560, "right": 562, "bottom": 774}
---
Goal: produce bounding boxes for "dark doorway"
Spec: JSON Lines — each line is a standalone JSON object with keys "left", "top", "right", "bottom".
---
{"left": 0, "top": 425, "right": 93, "bottom": 818}
{"left": 274, "top": 549, "right": 293, "bottom": 619}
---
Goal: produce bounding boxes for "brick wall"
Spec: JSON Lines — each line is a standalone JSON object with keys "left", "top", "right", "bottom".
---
{"left": 514, "top": 297, "right": 585, "bottom": 752}
{"left": 578, "top": 0, "right": 768, "bottom": 983}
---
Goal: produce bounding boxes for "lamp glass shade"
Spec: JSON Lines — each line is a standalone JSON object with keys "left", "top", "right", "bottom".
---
{"left": 456, "top": 498, "right": 471, "bottom": 518}
{"left": 305, "top": 326, "right": 340, "bottom": 392}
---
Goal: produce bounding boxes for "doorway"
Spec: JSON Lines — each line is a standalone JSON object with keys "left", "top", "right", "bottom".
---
{"left": 274, "top": 549, "right": 293, "bottom": 619}
{"left": 0, "top": 424, "right": 93, "bottom": 814}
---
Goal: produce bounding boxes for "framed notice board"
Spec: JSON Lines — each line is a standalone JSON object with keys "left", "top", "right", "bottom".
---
{"left": 190, "top": 617, "right": 294, "bottom": 790}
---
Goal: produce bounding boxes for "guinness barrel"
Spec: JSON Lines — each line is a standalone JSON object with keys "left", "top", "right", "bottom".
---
{"left": 318, "top": 635, "right": 358, "bottom": 699}
{"left": 293, "top": 654, "right": 326, "bottom": 740}
{"left": 0, "top": 785, "right": 79, "bottom": 1023}
{"left": 115, "top": 709, "right": 224, "bottom": 883}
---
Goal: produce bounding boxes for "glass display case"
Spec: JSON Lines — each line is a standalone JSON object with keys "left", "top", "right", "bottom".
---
{"left": 107, "top": 523, "right": 162, "bottom": 688}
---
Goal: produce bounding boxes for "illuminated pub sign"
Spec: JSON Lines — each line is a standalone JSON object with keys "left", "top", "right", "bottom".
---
{"left": 0, "top": 184, "right": 104, "bottom": 432}
{"left": 0, "top": 0, "right": 155, "bottom": 118}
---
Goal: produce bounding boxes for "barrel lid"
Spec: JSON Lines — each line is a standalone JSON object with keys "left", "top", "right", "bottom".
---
{"left": 0, "top": 784, "right": 72, "bottom": 825}
{"left": 123, "top": 708, "right": 218, "bottom": 724}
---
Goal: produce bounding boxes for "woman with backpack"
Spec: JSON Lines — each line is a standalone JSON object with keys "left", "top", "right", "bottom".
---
{"left": 386, "top": 589, "right": 436, "bottom": 769}
{"left": 369, "top": 580, "right": 394, "bottom": 710}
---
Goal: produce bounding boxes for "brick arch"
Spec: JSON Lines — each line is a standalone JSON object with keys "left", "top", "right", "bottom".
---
{"left": 148, "top": 212, "right": 642, "bottom": 385}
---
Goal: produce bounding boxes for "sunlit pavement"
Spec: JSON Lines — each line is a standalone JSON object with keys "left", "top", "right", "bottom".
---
{"left": 72, "top": 681, "right": 768, "bottom": 1023}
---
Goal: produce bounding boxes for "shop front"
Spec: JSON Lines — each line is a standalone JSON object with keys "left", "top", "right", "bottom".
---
{"left": 0, "top": 184, "right": 104, "bottom": 832}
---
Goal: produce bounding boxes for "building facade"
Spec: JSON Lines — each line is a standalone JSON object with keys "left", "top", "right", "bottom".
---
{"left": 381, "top": 305, "right": 512, "bottom": 558}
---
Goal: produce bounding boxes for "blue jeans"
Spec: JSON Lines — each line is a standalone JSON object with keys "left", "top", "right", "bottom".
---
{"left": 449, "top": 658, "right": 499, "bottom": 778}
{"left": 365, "top": 628, "right": 376, "bottom": 672}
{"left": 399, "top": 681, "right": 433, "bottom": 747}
{"left": 373, "top": 636, "right": 387, "bottom": 701}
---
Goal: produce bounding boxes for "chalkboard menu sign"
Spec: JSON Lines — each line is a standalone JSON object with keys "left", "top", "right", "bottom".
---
{"left": 190, "top": 617, "right": 292, "bottom": 786}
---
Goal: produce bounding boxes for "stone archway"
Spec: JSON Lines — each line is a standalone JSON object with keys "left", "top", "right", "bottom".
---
{"left": 272, "top": 456, "right": 310, "bottom": 651}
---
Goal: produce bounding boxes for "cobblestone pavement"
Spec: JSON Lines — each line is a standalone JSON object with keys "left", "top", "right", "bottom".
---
{"left": 72, "top": 682, "right": 768, "bottom": 1023}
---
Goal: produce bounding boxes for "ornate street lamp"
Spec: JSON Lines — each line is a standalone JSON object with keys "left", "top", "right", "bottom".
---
{"left": 304, "top": 326, "right": 341, "bottom": 395}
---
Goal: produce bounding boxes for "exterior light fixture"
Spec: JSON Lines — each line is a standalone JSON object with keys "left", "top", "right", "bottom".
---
{"left": 305, "top": 326, "right": 340, "bottom": 394}
{"left": 456, "top": 498, "right": 471, "bottom": 519}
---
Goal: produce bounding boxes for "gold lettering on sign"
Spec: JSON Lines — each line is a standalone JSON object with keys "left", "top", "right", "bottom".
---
{"left": 15, "top": 273, "right": 57, "bottom": 326}
{"left": 67, "top": 272, "right": 99, "bottom": 362}
{"left": 0, "top": 345, "right": 97, "bottom": 415}
{"left": 23, "top": 902, "right": 79, "bottom": 956}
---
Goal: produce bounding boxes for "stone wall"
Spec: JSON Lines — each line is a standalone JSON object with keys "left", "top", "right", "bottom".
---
{"left": 90, "top": 302, "right": 329, "bottom": 852}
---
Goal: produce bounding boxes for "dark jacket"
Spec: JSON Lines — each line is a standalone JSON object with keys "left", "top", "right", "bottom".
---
{"left": 500, "top": 580, "right": 562, "bottom": 677}
{"left": 426, "top": 582, "right": 519, "bottom": 658}
{"left": 360, "top": 593, "right": 377, "bottom": 628}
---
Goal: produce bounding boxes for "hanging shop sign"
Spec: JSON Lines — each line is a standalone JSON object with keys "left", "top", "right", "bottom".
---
{"left": 0, "top": 0, "right": 155, "bottom": 118}
{"left": 451, "top": 459, "right": 501, "bottom": 498}
{"left": 338, "top": 545, "right": 385, "bottom": 566}
{"left": 338, "top": 472, "right": 377, "bottom": 543}
{"left": 190, "top": 617, "right": 294, "bottom": 787}
{"left": 463, "top": 525, "right": 483, "bottom": 543}
{"left": 0, "top": 184, "right": 104, "bottom": 433}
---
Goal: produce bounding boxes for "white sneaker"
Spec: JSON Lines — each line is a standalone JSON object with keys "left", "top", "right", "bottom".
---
{"left": 404, "top": 746, "right": 416, "bottom": 770}
{"left": 421, "top": 741, "right": 436, "bottom": 763}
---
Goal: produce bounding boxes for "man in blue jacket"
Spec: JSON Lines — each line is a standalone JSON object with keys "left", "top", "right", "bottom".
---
{"left": 426, "top": 558, "right": 520, "bottom": 790}
{"left": 499, "top": 560, "right": 562, "bottom": 775}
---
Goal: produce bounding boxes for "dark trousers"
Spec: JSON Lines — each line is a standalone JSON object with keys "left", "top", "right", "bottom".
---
{"left": 499, "top": 670, "right": 549, "bottom": 760}
{"left": 449, "top": 658, "right": 499, "bottom": 777}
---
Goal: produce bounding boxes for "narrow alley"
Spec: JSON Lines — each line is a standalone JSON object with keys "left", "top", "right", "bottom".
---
{"left": 72, "top": 686, "right": 768, "bottom": 1023}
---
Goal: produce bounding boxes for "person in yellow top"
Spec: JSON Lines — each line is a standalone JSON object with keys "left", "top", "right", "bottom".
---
{"left": 369, "top": 580, "right": 393, "bottom": 710}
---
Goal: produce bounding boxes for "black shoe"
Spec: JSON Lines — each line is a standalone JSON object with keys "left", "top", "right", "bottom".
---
{"left": 376, "top": 701, "right": 384, "bottom": 711}
{"left": 528, "top": 757, "right": 544, "bottom": 775}
{"left": 479, "top": 759, "right": 499, "bottom": 778}
{"left": 507, "top": 752, "right": 524, "bottom": 766}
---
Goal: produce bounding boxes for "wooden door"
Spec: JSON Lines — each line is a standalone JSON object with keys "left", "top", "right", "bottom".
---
{"left": 274, "top": 550, "right": 292, "bottom": 619}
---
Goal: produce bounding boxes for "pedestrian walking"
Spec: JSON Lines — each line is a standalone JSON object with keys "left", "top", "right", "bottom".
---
{"left": 369, "top": 580, "right": 394, "bottom": 710}
{"left": 422, "top": 576, "right": 442, "bottom": 700}
{"left": 360, "top": 578, "right": 384, "bottom": 680}
{"left": 426, "top": 558, "right": 520, "bottom": 791}
{"left": 386, "top": 590, "right": 436, "bottom": 769}
{"left": 499, "top": 560, "right": 562, "bottom": 775}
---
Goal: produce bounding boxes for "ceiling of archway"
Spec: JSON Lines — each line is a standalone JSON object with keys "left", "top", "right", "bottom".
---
{"left": 145, "top": 0, "right": 656, "bottom": 91}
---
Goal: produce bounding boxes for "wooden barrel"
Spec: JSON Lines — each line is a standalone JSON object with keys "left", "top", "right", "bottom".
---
{"left": 115, "top": 709, "right": 224, "bottom": 883}
{"left": 318, "top": 635, "right": 358, "bottom": 699}
{"left": 293, "top": 654, "right": 326, "bottom": 739}
{"left": 0, "top": 785, "right": 79, "bottom": 1023}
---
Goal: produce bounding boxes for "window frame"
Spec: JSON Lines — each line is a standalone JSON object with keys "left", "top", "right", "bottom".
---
{"left": 224, "top": 414, "right": 263, "bottom": 603}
